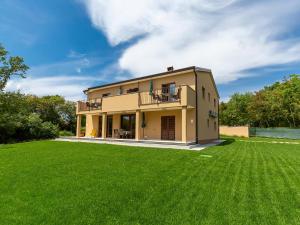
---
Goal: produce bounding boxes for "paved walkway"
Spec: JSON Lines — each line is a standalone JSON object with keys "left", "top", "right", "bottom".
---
{"left": 55, "top": 137, "right": 224, "bottom": 151}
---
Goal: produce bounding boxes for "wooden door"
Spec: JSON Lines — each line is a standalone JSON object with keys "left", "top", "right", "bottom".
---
{"left": 161, "top": 116, "right": 175, "bottom": 140}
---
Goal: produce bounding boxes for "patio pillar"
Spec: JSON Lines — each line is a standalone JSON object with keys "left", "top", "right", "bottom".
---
{"left": 76, "top": 115, "right": 82, "bottom": 137}
{"left": 182, "top": 106, "right": 187, "bottom": 143}
{"left": 102, "top": 113, "right": 107, "bottom": 139}
{"left": 135, "top": 110, "right": 141, "bottom": 140}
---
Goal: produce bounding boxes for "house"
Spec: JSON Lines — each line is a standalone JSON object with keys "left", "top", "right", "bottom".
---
{"left": 76, "top": 66, "right": 219, "bottom": 144}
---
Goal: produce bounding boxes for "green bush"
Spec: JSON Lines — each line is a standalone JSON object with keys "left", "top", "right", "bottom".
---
{"left": 59, "top": 130, "right": 74, "bottom": 137}
{"left": 26, "top": 113, "right": 59, "bottom": 139}
{"left": 0, "top": 92, "right": 74, "bottom": 143}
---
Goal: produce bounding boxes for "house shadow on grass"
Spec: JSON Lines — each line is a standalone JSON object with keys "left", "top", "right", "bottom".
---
{"left": 218, "top": 137, "right": 235, "bottom": 146}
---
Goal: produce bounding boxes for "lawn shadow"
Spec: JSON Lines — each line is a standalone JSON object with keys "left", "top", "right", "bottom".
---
{"left": 218, "top": 138, "right": 235, "bottom": 146}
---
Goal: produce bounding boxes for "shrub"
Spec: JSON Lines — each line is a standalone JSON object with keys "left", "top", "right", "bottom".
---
{"left": 26, "top": 114, "right": 59, "bottom": 139}
{"left": 59, "top": 130, "right": 74, "bottom": 137}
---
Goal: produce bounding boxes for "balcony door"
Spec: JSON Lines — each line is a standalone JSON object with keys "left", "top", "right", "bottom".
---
{"left": 161, "top": 116, "right": 175, "bottom": 140}
{"left": 161, "top": 83, "right": 176, "bottom": 102}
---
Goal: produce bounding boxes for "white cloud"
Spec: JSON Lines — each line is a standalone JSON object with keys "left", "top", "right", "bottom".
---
{"left": 83, "top": 0, "right": 300, "bottom": 83}
{"left": 67, "top": 50, "right": 86, "bottom": 59}
{"left": 5, "top": 76, "right": 90, "bottom": 101}
{"left": 4, "top": 59, "right": 123, "bottom": 101}
{"left": 4, "top": 75, "right": 111, "bottom": 101}
{"left": 30, "top": 57, "right": 94, "bottom": 76}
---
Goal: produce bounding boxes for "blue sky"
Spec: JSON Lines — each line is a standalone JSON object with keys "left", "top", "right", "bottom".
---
{"left": 1, "top": 0, "right": 300, "bottom": 101}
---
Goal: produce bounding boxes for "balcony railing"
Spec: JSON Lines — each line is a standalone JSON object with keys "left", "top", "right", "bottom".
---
{"left": 77, "top": 85, "right": 195, "bottom": 113}
{"left": 77, "top": 98, "right": 102, "bottom": 112}
{"left": 139, "top": 86, "right": 181, "bottom": 105}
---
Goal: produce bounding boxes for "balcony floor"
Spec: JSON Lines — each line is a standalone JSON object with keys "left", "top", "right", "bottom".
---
{"left": 55, "top": 137, "right": 223, "bottom": 151}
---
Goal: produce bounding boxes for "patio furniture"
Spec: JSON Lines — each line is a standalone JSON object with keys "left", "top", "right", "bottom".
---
{"left": 119, "top": 129, "right": 126, "bottom": 139}
{"left": 113, "top": 129, "right": 120, "bottom": 138}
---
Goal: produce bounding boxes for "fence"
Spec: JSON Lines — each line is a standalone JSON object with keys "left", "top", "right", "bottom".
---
{"left": 250, "top": 127, "right": 300, "bottom": 139}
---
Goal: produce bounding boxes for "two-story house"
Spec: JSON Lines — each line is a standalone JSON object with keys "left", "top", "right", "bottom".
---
{"left": 76, "top": 66, "right": 219, "bottom": 144}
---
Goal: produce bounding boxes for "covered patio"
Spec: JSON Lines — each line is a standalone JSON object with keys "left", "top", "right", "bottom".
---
{"left": 76, "top": 107, "right": 196, "bottom": 144}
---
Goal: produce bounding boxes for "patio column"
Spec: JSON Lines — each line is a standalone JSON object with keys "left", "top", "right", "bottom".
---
{"left": 135, "top": 110, "right": 141, "bottom": 140}
{"left": 182, "top": 106, "right": 187, "bottom": 143}
{"left": 76, "top": 115, "right": 82, "bottom": 137}
{"left": 102, "top": 113, "right": 107, "bottom": 139}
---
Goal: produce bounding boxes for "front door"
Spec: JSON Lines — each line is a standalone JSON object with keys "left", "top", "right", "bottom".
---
{"left": 106, "top": 115, "right": 113, "bottom": 138}
{"left": 161, "top": 116, "right": 175, "bottom": 140}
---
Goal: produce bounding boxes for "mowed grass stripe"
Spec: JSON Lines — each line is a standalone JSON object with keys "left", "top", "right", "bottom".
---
{"left": 268, "top": 147, "right": 300, "bottom": 225}
{"left": 261, "top": 143, "right": 299, "bottom": 225}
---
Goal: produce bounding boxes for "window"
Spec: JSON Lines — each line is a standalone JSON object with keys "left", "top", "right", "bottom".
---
{"left": 202, "top": 86, "right": 205, "bottom": 99}
{"left": 208, "top": 92, "right": 211, "bottom": 102}
{"left": 102, "top": 93, "right": 111, "bottom": 97}
{"left": 214, "top": 98, "right": 216, "bottom": 107}
{"left": 127, "top": 88, "right": 139, "bottom": 93}
{"left": 214, "top": 121, "right": 217, "bottom": 131}
{"left": 117, "top": 87, "right": 123, "bottom": 95}
{"left": 207, "top": 119, "right": 210, "bottom": 128}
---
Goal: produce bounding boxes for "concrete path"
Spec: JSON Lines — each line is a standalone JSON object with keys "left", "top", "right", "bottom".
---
{"left": 55, "top": 137, "right": 224, "bottom": 151}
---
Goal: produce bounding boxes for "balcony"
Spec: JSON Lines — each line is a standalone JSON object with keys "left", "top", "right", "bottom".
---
{"left": 77, "top": 85, "right": 196, "bottom": 113}
{"left": 139, "top": 86, "right": 181, "bottom": 105}
{"left": 77, "top": 98, "right": 102, "bottom": 112}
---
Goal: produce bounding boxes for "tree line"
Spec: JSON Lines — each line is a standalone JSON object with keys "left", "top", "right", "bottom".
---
{"left": 220, "top": 75, "right": 300, "bottom": 128}
{"left": 0, "top": 93, "right": 76, "bottom": 143}
{"left": 0, "top": 44, "right": 76, "bottom": 143}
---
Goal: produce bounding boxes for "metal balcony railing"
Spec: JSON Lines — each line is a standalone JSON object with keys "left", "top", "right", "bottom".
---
{"left": 77, "top": 98, "right": 102, "bottom": 112}
{"left": 139, "top": 86, "right": 181, "bottom": 105}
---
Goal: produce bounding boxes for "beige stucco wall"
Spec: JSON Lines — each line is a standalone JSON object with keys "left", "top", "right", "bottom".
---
{"left": 102, "top": 93, "right": 139, "bottom": 112}
{"left": 86, "top": 114, "right": 99, "bottom": 137}
{"left": 196, "top": 71, "right": 219, "bottom": 142}
{"left": 141, "top": 109, "right": 195, "bottom": 142}
{"left": 220, "top": 126, "right": 249, "bottom": 137}
{"left": 142, "top": 110, "right": 181, "bottom": 141}
{"left": 187, "top": 109, "right": 196, "bottom": 141}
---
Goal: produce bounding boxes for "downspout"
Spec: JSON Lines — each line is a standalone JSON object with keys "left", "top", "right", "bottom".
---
{"left": 193, "top": 67, "right": 198, "bottom": 144}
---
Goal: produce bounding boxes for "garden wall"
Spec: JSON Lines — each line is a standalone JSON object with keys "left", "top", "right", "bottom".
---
{"left": 220, "top": 126, "right": 249, "bottom": 137}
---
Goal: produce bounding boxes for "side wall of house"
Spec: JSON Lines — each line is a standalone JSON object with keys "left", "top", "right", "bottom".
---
{"left": 196, "top": 71, "right": 219, "bottom": 143}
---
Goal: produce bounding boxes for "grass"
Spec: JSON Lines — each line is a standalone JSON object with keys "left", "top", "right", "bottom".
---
{"left": 0, "top": 139, "right": 299, "bottom": 225}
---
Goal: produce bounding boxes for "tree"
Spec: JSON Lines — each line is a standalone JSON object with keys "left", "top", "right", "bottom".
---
{"left": 220, "top": 75, "right": 300, "bottom": 128}
{"left": 220, "top": 93, "right": 253, "bottom": 126}
{"left": 0, "top": 44, "right": 29, "bottom": 91}
{"left": 0, "top": 92, "right": 75, "bottom": 143}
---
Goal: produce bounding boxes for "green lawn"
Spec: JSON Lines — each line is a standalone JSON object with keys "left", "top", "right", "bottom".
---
{"left": 0, "top": 139, "right": 299, "bottom": 225}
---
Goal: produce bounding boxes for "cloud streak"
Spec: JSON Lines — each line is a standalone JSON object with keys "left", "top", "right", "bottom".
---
{"left": 5, "top": 57, "right": 126, "bottom": 101}
{"left": 83, "top": 0, "right": 300, "bottom": 83}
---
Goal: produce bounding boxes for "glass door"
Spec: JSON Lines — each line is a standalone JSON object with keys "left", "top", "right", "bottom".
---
{"left": 106, "top": 115, "right": 113, "bottom": 138}
{"left": 121, "top": 114, "right": 136, "bottom": 139}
